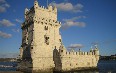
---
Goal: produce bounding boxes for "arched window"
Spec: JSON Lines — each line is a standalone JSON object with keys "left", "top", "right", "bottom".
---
{"left": 44, "top": 35, "right": 49, "bottom": 45}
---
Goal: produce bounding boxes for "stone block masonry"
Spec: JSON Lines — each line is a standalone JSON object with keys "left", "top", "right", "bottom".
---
{"left": 18, "top": 0, "right": 99, "bottom": 72}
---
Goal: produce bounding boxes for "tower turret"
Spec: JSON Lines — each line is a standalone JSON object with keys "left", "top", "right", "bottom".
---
{"left": 48, "top": 5, "right": 53, "bottom": 12}
{"left": 25, "top": 8, "right": 29, "bottom": 19}
{"left": 34, "top": 0, "right": 39, "bottom": 10}
{"left": 53, "top": 6, "right": 57, "bottom": 13}
{"left": 94, "top": 45, "right": 100, "bottom": 61}
{"left": 90, "top": 46, "right": 93, "bottom": 52}
{"left": 94, "top": 45, "right": 99, "bottom": 55}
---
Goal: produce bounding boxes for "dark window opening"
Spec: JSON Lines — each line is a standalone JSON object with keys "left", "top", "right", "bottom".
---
{"left": 61, "top": 50, "right": 63, "bottom": 52}
{"left": 45, "top": 37, "right": 49, "bottom": 40}
{"left": 42, "top": 18, "right": 44, "bottom": 20}
{"left": 59, "top": 39, "right": 61, "bottom": 42}
{"left": 31, "top": 47, "right": 33, "bottom": 49}
{"left": 44, "top": 36, "right": 49, "bottom": 45}
{"left": 44, "top": 26, "right": 48, "bottom": 30}
{"left": 66, "top": 52, "right": 67, "bottom": 54}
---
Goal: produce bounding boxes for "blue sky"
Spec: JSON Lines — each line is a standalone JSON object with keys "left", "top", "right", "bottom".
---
{"left": 0, "top": 0, "right": 116, "bottom": 57}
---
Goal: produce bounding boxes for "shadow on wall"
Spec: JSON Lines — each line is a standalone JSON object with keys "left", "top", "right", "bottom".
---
{"left": 22, "top": 45, "right": 32, "bottom": 61}
{"left": 53, "top": 48, "right": 62, "bottom": 71}
{"left": 18, "top": 45, "right": 33, "bottom": 73}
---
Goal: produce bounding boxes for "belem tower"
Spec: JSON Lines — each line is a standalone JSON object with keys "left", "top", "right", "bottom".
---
{"left": 18, "top": 0, "right": 100, "bottom": 72}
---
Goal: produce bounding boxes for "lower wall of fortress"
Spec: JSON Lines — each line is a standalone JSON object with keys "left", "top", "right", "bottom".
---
{"left": 62, "top": 55, "right": 97, "bottom": 71}
{"left": 54, "top": 51, "right": 99, "bottom": 71}
{"left": 18, "top": 51, "right": 99, "bottom": 72}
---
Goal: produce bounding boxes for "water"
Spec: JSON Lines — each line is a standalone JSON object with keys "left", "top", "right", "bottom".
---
{"left": 97, "top": 60, "right": 116, "bottom": 73}
{"left": 0, "top": 60, "right": 116, "bottom": 73}
{"left": 0, "top": 62, "right": 17, "bottom": 71}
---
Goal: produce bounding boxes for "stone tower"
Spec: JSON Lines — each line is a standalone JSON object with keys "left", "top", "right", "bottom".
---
{"left": 18, "top": 0, "right": 100, "bottom": 72}
{"left": 19, "top": 0, "right": 62, "bottom": 71}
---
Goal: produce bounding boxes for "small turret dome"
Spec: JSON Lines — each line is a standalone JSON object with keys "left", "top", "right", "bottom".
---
{"left": 48, "top": 5, "right": 53, "bottom": 11}
{"left": 25, "top": 8, "right": 29, "bottom": 14}
{"left": 34, "top": 0, "right": 39, "bottom": 9}
{"left": 53, "top": 6, "right": 57, "bottom": 12}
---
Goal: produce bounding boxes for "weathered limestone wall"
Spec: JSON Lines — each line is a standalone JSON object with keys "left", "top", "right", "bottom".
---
{"left": 34, "top": 1, "right": 57, "bottom": 21}
{"left": 60, "top": 51, "right": 98, "bottom": 71}
{"left": 30, "top": 1, "right": 62, "bottom": 71}
{"left": 53, "top": 46, "right": 99, "bottom": 71}
{"left": 31, "top": 20, "right": 61, "bottom": 71}
{"left": 19, "top": 0, "right": 100, "bottom": 72}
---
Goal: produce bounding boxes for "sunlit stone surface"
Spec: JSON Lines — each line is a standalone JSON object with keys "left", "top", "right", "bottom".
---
{"left": 18, "top": 0, "right": 99, "bottom": 72}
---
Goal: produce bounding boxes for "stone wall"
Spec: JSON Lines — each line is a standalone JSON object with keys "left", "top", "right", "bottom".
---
{"left": 53, "top": 45, "right": 99, "bottom": 71}
{"left": 19, "top": 0, "right": 99, "bottom": 72}
{"left": 29, "top": 1, "right": 62, "bottom": 71}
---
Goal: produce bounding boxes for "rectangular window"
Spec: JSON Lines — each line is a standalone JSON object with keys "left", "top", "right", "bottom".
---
{"left": 31, "top": 47, "right": 33, "bottom": 49}
{"left": 44, "top": 26, "right": 48, "bottom": 30}
{"left": 59, "top": 39, "right": 61, "bottom": 42}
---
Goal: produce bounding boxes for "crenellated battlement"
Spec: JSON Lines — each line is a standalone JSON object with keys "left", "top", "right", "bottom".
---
{"left": 34, "top": 0, "right": 57, "bottom": 20}
{"left": 34, "top": 5, "right": 57, "bottom": 14}
{"left": 53, "top": 45, "right": 100, "bottom": 71}
{"left": 59, "top": 45, "right": 99, "bottom": 57}
{"left": 59, "top": 51, "right": 97, "bottom": 57}
{"left": 64, "top": 51, "right": 95, "bottom": 55}
{"left": 24, "top": 0, "right": 57, "bottom": 21}
{"left": 22, "top": 1, "right": 59, "bottom": 29}
{"left": 33, "top": 0, "right": 57, "bottom": 13}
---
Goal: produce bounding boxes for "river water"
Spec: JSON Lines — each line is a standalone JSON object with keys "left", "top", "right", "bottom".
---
{"left": 0, "top": 60, "right": 116, "bottom": 73}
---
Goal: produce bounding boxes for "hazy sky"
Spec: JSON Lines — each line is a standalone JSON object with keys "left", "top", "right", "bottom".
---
{"left": 0, "top": 0, "right": 116, "bottom": 58}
